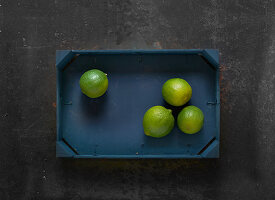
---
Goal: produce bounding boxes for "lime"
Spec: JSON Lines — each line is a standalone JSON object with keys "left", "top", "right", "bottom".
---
{"left": 162, "top": 78, "right": 192, "bottom": 106}
{"left": 177, "top": 106, "right": 204, "bottom": 134}
{"left": 79, "top": 69, "right": 108, "bottom": 98}
{"left": 143, "top": 106, "right": 174, "bottom": 138}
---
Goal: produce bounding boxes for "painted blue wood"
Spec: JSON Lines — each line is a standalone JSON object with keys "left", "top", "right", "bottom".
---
{"left": 201, "top": 140, "right": 219, "bottom": 158}
{"left": 56, "top": 50, "right": 74, "bottom": 70}
{"left": 202, "top": 49, "right": 219, "bottom": 69}
{"left": 74, "top": 154, "right": 202, "bottom": 159}
{"left": 56, "top": 141, "right": 76, "bottom": 157}
{"left": 71, "top": 49, "right": 203, "bottom": 55}
{"left": 56, "top": 49, "right": 220, "bottom": 158}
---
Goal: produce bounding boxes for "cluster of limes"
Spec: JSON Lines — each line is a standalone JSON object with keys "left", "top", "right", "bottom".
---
{"left": 79, "top": 69, "right": 204, "bottom": 139}
{"left": 143, "top": 78, "right": 204, "bottom": 138}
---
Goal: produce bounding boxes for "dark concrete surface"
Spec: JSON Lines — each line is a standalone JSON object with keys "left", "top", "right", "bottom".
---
{"left": 1, "top": 0, "right": 275, "bottom": 199}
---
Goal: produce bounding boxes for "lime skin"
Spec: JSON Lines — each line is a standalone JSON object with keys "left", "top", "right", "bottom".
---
{"left": 79, "top": 69, "right": 108, "bottom": 98}
{"left": 143, "top": 106, "right": 175, "bottom": 138}
{"left": 177, "top": 106, "right": 204, "bottom": 134}
{"left": 162, "top": 78, "right": 192, "bottom": 106}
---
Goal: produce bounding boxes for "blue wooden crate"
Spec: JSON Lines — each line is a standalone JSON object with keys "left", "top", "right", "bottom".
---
{"left": 56, "top": 49, "right": 220, "bottom": 158}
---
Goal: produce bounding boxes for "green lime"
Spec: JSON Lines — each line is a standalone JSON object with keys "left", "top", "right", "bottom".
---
{"left": 162, "top": 78, "right": 192, "bottom": 106}
{"left": 79, "top": 69, "right": 108, "bottom": 98}
{"left": 177, "top": 106, "right": 204, "bottom": 134}
{"left": 143, "top": 106, "right": 175, "bottom": 138}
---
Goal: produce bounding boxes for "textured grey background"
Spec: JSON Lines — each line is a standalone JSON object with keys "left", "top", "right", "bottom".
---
{"left": 1, "top": 0, "right": 275, "bottom": 199}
